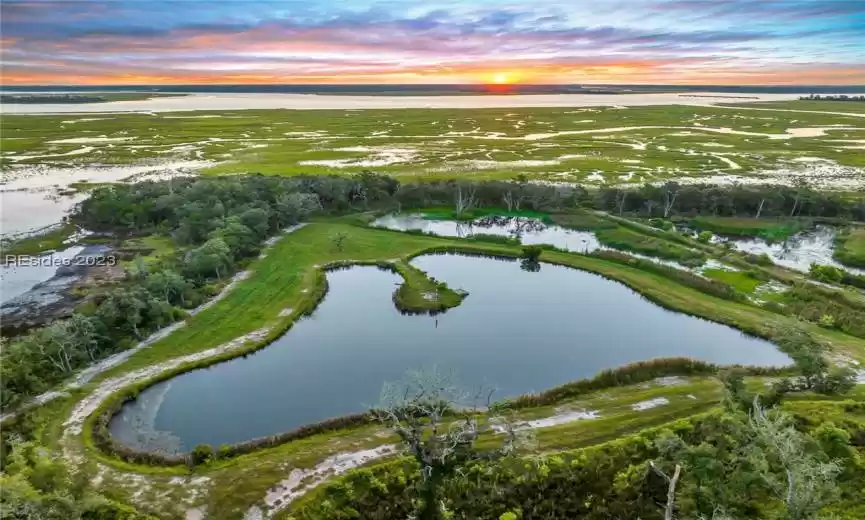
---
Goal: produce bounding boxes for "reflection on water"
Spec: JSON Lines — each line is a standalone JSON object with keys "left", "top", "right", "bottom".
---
{"left": 111, "top": 254, "right": 790, "bottom": 452}
{"left": 727, "top": 225, "right": 864, "bottom": 275}
{"left": 373, "top": 214, "right": 602, "bottom": 253}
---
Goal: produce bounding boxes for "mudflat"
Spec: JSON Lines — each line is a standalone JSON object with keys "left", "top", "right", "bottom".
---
{"left": 1, "top": 92, "right": 803, "bottom": 114}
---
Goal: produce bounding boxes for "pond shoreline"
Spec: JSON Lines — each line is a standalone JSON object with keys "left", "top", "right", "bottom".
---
{"left": 98, "top": 250, "right": 790, "bottom": 463}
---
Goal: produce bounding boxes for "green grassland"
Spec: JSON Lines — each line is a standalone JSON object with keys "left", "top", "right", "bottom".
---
{"left": 689, "top": 216, "right": 804, "bottom": 240}
{"left": 724, "top": 100, "right": 865, "bottom": 114}
{"left": 702, "top": 268, "right": 763, "bottom": 293}
{"left": 3, "top": 104, "right": 864, "bottom": 185}
{"left": 11, "top": 218, "right": 865, "bottom": 519}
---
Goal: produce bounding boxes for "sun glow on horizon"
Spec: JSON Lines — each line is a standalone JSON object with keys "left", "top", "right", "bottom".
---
{"left": 491, "top": 72, "right": 515, "bottom": 84}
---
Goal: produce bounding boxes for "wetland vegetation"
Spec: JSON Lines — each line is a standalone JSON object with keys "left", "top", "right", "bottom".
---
{"left": 2, "top": 101, "right": 865, "bottom": 520}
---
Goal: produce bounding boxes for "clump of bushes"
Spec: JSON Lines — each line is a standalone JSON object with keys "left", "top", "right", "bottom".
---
{"left": 521, "top": 245, "right": 543, "bottom": 261}
{"left": 779, "top": 284, "right": 865, "bottom": 338}
{"left": 809, "top": 263, "right": 844, "bottom": 284}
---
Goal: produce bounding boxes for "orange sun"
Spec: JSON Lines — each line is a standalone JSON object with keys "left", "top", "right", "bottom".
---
{"left": 491, "top": 72, "right": 511, "bottom": 84}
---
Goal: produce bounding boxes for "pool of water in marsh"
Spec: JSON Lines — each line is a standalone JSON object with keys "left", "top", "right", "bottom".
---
{"left": 110, "top": 253, "right": 790, "bottom": 452}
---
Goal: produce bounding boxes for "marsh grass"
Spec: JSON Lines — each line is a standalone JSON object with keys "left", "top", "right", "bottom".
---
{"left": 834, "top": 227, "right": 865, "bottom": 269}
{"left": 595, "top": 226, "right": 706, "bottom": 265}
{"left": 702, "top": 268, "right": 764, "bottom": 293}
{"left": 690, "top": 216, "right": 805, "bottom": 241}
{"left": 0, "top": 223, "right": 77, "bottom": 260}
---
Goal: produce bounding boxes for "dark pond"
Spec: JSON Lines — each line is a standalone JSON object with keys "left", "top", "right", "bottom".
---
{"left": 110, "top": 254, "right": 790, "bottom": 453}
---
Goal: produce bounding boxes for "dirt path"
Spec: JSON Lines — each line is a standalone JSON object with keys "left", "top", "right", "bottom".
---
{"left": 0, "top": 224, "right": 306, "bottom": 424}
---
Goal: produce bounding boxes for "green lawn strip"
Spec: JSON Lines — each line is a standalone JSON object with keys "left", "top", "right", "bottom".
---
{"left": 1, "top": 223, "right": 77, "bottom": 260}
{"left": 600, "top": 212, "right": 713, "bottom": 252}
{"left": 549, "top": 211, "right": 617, "bottom": 231}
{"left": 703, "top": 268, "right": 762, "bottom": 293}
{"left": 595, "top": 226, "right": 705, "bottom": 264}
{"left": 689, "top": 216, "right": 805, "bottom": 241}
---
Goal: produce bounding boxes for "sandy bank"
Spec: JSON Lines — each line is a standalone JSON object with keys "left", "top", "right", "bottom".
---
{"left": 1, "top": 92, "right": 803, "bottom": 114}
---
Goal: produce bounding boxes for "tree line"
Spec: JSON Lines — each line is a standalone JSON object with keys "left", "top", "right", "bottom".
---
{"left": 3, "top": 174, "right": 864, "bottom": 411}
{"left": 799, "top": 94, "right": 865, "bottom": 102}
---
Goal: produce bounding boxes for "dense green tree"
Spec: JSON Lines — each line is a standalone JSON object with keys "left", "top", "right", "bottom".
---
{"left": 184, "top": 238, "right": 232, "bottom": 280}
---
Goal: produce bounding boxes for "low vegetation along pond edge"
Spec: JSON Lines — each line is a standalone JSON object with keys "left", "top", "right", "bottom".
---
{"left": 87, "top": 247, "right": 796, "bottom": 468}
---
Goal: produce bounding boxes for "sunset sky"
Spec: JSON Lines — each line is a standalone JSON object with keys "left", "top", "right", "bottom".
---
{"left": 1, "top": 0, "right": 864, "bottom": 85}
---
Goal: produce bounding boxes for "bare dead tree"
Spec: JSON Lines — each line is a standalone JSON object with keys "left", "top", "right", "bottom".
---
{"left": 503, "top": 190, "right": 516, "bottom": 211}
{"left": 663, "top": 183, "right": 680, "bottom": 218}
{"left": 454, "top": 184, "right": 477, "bottom": 217}
{"left": 650, "top": 461, "right": 682, "bottom": 520}
{"left": 748, "top": 399, "right": 841, "bottom": 520}
{"left": 615, "top": 190, "right": 628, "bottom": 216}
{"left": 645, "top": 199, "right": 659, "bottom": 216}
{"left": 375, "top": 368, "right": 524, "bottom": 520}
{"left": 755, "top": 198, "right": 766, "bottom": 219}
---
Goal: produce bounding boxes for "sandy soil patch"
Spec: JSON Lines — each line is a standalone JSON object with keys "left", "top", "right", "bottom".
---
{"left": 9, "top": 146, "right": 96, "bottom": 161}
{"left": 631, "top": 397, "right": 670, "bottom": 411}
{"left": 48, "top": 136, "right": 136, "bottom": 144}
{"left": 490, "top": 409, "right": 600, "bottom": 433}
{"left": 252, "top": 445, "right": 399, "bottom": 519}
{"left": 300, "top": 148, "right": 417, "bottom": 168}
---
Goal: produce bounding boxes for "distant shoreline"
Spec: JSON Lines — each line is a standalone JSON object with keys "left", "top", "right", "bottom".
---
{"left": 3, "top": 83, "right": 865, "bottom": 96}
{"left": 0, "top": 92, "right": 817, "bottom": 114}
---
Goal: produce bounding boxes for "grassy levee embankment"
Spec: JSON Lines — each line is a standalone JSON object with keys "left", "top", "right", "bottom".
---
{"left": 95, "top": 220, "right": 864, "bottom": 386}
{"left": 25, "top": 218, "right": 864, "bottom": 519}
